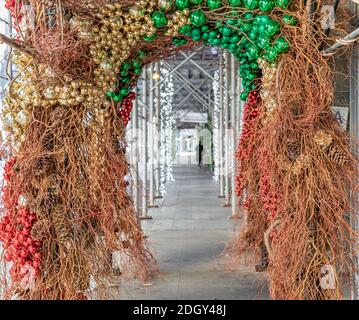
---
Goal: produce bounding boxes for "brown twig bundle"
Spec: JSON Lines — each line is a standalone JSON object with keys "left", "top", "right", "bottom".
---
{"left": 224, "top": 6, "right": 358, "bottom": 299}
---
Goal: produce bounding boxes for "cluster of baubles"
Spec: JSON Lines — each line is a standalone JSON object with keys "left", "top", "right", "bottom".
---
{"left": 87, "top": 1, "right": 156, "bottom": 103}
{"left": 235, "top": 90, "right": 260, "bottom": 195}
{"left": 259, "top": 161, "right": 279, "bottom": 222}
{"left": 145, "top": 0, "right": 294, "bottom": 100}
{"left": 258, "top": 59, "right": 278, "bottom": 122}
{"left": 105, "top": 54, "right": 144, "bottom": 103}
{"left": 118, "top": 92, "right": 136, "bottom": 126}
{"left": 0, "top": 158, "right": 42, "bottom": 286}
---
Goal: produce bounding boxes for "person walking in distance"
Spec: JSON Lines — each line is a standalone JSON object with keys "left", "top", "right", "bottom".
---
{"left": 198, "top": 140, "right": 203, "bottom": 167}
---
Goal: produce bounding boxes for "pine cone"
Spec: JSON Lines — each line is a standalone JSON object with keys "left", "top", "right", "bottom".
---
{"left": 31, "top": 219, "right": 51, "bottom": 241}
{"left": 34, "top": 157, "right": 55, "bottom": 176}
{"left": 326, "top": 143, "right": 352, "bottom": 166}
{"left": 52, "top": 206, "right": 73, "bottom": 245}
{"left": 313, "top": 130, "right": 333, "bottom": 150}
{"left": 292, "top": 154, "right": 311, "bottom": 175}
{"left": 287, "top": 141, "right": 302, "bottom": 162}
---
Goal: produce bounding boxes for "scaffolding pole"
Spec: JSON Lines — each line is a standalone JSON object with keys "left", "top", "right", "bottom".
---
{"left": 148, "top": 63, "right": 158, "bottom": 208}
{"left": 140, "top": 67, "right": 152, "bottom": 219}
{"left": 224, "top": 50, "right": 231, "bottom": 207}
{"left": 322, "top": 27, "right": 359, "bottom": 56}
{"left": 218, "top": 51, "right": 225, "bottom": 198}
{"left": 155, "top": 62, "right": 162, "bottom": 199}
{"left": 131, "top": 87, "right": 139, "bottom": 214}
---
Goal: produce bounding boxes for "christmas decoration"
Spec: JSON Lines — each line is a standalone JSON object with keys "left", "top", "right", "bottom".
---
{"left": 0, "top": 0, "right": 357, "bottom": 302}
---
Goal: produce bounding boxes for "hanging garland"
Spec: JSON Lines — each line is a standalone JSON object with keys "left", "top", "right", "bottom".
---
{"left": 159, "top": 63, "right": 175, "bottom": 192}
{"left": 0, "top": 0, "right": 357, "bottom": 300}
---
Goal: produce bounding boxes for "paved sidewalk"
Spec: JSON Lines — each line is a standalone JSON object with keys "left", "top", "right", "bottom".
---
{"left": 118, "top": 165, "right": 269, "bottom": 300}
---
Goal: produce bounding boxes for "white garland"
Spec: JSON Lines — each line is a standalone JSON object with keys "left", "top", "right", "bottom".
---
{"left": 212, "top": 69, "right": 220, "bottom": 181}
{"left": 159, "top": 63, "right": 175, "bottom": 195}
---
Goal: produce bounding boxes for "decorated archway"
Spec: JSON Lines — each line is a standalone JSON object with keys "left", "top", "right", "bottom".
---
{"left": 0, "top": 0, "right": 357, "bottom": 300}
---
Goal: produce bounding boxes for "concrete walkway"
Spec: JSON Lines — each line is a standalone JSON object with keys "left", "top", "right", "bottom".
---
{"left": 119, "top": 165, "right": 269, "bottom": 300}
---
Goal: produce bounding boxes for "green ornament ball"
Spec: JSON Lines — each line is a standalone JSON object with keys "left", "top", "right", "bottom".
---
{"left": 240, "top": 22, "right": 251, "bottom": 33}
{"left": 191, "top": 27, "right": 202, "bottom": 38}
{"left": 151, "top": 11, "right": 168, "bottom": 28}
{"left": 257, "top": 35, "right": 270, "bottom": 49}
{"left": 228, "top": 0, "right": 242, "bottom": 7}
{"left": 106, "top": 91, "right": 114, "bottom": 98}
{"left": 221, "top": 36, "right": 230, "bottom": 43}
{"left": 134, "top": 68, "right": 143, "bottom": 75}
{"left": 172, "top": 37, "right": 188, "bottom": 46}
{"left": 121, "top": 77, "right": 130, "bottom": 84}
{"left": 248, "top": 30, "right": 258, "bottom": 41}
{"left": 243, "top": 0, "right": 258, "bottom": 10}
{"left": 228, "top": 43, "right": 238, "bottom": 50}
{"left": 220, "top": 26, "right": 233, "bottom": 36}
{"left": 190, "top": 10, "right": 207, "bottom": 27}
{"left": 282, "top": 14, "right": 298, "bottom": 26}
{"left": 274, "top": 36, "right": 290, "bottom": 53}
{"left": 265, "top": 47, "right": 279, "bottom": 62}
{"left": 240, "top": 91, "right": 249, "bottom": 101}
{"left": 132, "top": 60, "right": 142, "bottom": 68}
{"left": 229, "top": 34, "right": 240, "bottom": 43}
{"left": 175, "top": 0, "right": 189, "bottom": 10}
{"left": 120, "top": 70, "right": 128, "bottom": 77}
{"left": 202, "top": 32, "right": 209, "bottom": 40}
{"left": 179, "top": 24, "right": 192, "bottom": 36}
{"left": 122, "top": 62, "right": 131, "bottom": 70}
{"left": 120, "top": 88, "right": 129, "bottom": 96}
{"left": 243, "top": 12, "right": 254, "bottom": 20}
{"left": 201, "top": 25, "right": 210, "bottom": 32}
{"left": 265, "top": 20, "right": 280, "bottom": 37}
{"left": 226, "top": 19, "right": 236, "bottom": 25}
{"left": 254, "top": 14, "right": 271, "bottom": 25}
{"left": 207, "top": 0, "right": 222, "bottom": 10}
{"left": 258, "top": 0, "right": 275, "bottom": 12}
{"left": 212, "top": 38, "right": 221, "bottom": 45}
{"left": 208, "top": 30, "right": 218, "bottom": 39}
{"left": 275, "top": 0, "right": 291, "bottom": 9}
{"left": 113, "top": 94, "right": 123, "bottom": 102}
{"left": 246, "top": 43, "right": 260, "bottom": 60}
{"left": 247, "top": 72, "right": 256, "bottom": 81}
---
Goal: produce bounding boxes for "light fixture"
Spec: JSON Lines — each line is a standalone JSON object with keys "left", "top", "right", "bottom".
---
{"left": 152, "top": 71, "right": 160, "bottom": 80}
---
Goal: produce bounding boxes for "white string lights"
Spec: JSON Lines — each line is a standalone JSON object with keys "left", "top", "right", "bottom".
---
{"left": 212, "top": 69, "right": 220, "bottom": 181}
{"left": 159, "top": 62, "right": 175, "bottom": 195}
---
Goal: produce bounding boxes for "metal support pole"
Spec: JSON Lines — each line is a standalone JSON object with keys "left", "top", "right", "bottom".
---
{"left": 224, "top": 51, "right": 231, "bottom": 207}
{"left": 148, "top": 63, "right": 158, "bottom": 208}
{"left": 230, "top": 54, "right": 239, "bottom": 218}
{"left": 132, "top": 87, "right": 139, "bottom": 214}
{"left": 218, "top": 51, "right": 225, "bottom": 198}
{"left": 155, "top": 62, "right": 162, "bottom": 199}
{"left": 140, "top": 67, "right": 152, "bottom": 219}
{"left": 322, "top": 27, "right": 359, "bottom": 56}
{"left": 237, "top": 67, "right": 243, "bottom": 136}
